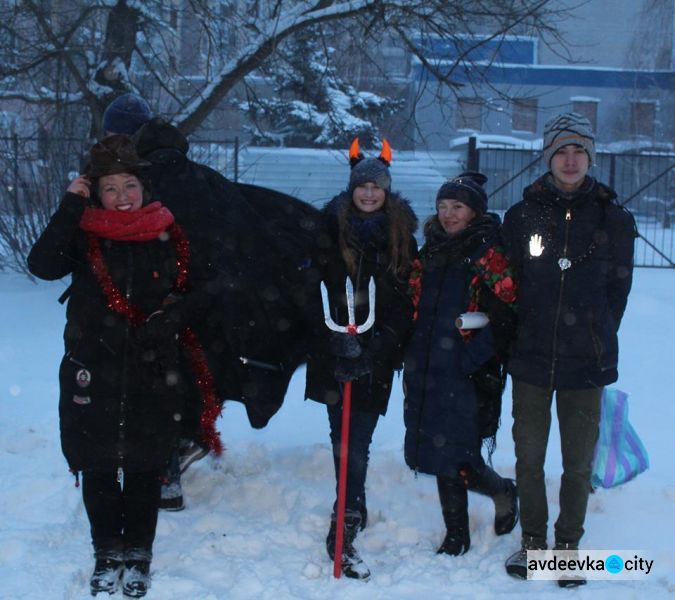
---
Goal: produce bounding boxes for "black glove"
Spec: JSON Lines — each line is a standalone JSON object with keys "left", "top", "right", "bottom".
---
{"left": 328, "top": 332, "right": 362, "bottom": 358}
{"left": 334, "top": 350, "right": 373, "bottom": 382}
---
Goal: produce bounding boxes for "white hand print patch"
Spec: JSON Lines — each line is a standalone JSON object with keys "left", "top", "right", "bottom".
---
{"left": 529, "top": 234, "right": 544, "bottom": 257}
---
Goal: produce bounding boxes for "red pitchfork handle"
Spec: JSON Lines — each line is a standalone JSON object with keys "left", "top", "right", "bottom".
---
{"left": 333, "top": 379, "right": 352, "bottom": 578}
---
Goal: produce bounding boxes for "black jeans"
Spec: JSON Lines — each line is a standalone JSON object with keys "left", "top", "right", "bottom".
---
{"left": 327, "top": 403, "right": 379, "bottom": 521}
{"left": 82, "top": 470, "right": 162, "bottom": 559}
{"left": 511, "top": 380, "right": 601, "bottom": 547}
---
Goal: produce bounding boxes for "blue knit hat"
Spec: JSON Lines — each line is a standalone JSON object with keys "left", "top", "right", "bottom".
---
{"left": 436, "top": 171, "right": 488, "bottom": 215}
{"left": 102, "top": 93, "right": 153, "bottom": 135}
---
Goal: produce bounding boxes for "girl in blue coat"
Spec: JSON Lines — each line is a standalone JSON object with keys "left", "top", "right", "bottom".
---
{"left": 403, "top": 172, "right": 518, "bottom": 556}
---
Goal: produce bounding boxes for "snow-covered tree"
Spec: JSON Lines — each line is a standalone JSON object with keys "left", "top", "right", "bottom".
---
{"left": 0, "top": 0, "right": 571, "bottom": 273}
{"left": 0, "top": 0, "right": 570, "bottom": 139}
{"left": 244, "top": 29, "right": 404, "bottom": 148}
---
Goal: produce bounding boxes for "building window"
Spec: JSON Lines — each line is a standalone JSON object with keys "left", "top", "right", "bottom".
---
{"left": 512, "top": 98, "right": 537, "bottom": 133}
{"left": 630, "top": 101, "right": 656, "bottom": 137}
{"left": 572, "top": 100, "right": 598, "bottom": 132}
{"left": 456, "top": 98, "right": 483, "bottom": 131}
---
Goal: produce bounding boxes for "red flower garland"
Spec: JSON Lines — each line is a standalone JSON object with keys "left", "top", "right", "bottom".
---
{"left": 85, "top": 223, "right": 223, "bottom": 455}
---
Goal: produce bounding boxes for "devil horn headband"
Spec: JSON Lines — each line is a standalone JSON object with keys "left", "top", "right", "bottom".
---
{"left": 348, "top": 137, "right": 392, "bottom": 168}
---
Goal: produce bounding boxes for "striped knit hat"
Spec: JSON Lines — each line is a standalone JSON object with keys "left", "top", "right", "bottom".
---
{"left": 543, "top": 112, "right": 596, "bottom": 167}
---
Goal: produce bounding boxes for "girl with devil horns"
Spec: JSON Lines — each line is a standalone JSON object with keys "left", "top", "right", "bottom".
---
{"left": 27, "top": 134, "right": 221, "bottom": 597}
{"left": 304, "top": 138, "right": 418, "bottom": 579}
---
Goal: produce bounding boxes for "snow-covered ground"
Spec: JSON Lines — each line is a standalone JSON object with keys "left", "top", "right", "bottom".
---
{"left": 1, "top": 267, "right": 674, "bottom": 600}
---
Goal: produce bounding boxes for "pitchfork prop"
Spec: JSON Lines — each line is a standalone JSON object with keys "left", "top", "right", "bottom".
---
{"left": 320, "top": 276, "right": 375, "bottom": 578}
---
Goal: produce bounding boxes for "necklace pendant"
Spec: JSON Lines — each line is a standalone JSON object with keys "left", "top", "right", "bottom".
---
{"left": 558, "top": 257, "right": 571, "bottom": 270}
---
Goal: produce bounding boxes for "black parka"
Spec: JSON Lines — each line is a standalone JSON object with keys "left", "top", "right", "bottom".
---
{"left": 27, "top": 193, "right": 190, "bottom": 472}
{"left": 501, "top": 174, "right": 635, "bottom": 389}
{"left": 133, "top": 119, "right": 323, "bottom": 428}
{"left": 304, "top": 192, "right": 417, "bottom": 415}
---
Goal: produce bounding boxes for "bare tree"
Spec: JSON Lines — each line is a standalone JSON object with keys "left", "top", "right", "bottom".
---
{"left": 0, "top": 0, "right": 570, "bottom": 137}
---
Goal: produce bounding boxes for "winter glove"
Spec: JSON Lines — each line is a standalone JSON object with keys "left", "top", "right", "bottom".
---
{"left": 328, "top": 331, "right": 362, "bottom": 358}
{"left": 334, "top": 349, "right": 373, "bottom": 382}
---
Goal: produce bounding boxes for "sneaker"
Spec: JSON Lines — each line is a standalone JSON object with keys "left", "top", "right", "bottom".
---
{"left": 504, "top": 547, "right": 528, "bottom": 580}
{"left": 505, "top": 537, "right": 547, "bottom": 580}
{"left": 122, "top": 560, "right": 150, "bottom": 598}
{"left": 159, "top": 480, "right": 185, "bottom": 511}
{"left": 555, "top": 542, "right": 587, "bottom": 588}
{"left": 178, "top": 439, "right": 208, "bottom": 474}
{"left": 558, "top": 575, "right": 587, "bottom": 588}
{"left": 90, "top": 557, "right": 123, "bottom": 595}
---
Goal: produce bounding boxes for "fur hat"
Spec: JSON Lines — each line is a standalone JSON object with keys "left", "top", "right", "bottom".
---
{"left": 102, "top": 93, "right": 153, "bottom": 135}
{"left": 85, "top": 134, "right": 151, "bottom": 179}
{"left": 436, "top": 171, "right": 488, "bottom": 215}
{"left": 348, "top": 138, "right": 392, "bottom": 193}
{"left": 543, "top": 112, "right": 596, "bottom": 167}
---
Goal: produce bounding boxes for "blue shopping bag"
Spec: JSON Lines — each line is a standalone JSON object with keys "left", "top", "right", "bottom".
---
{"left": 591, "top": 388, "right": 649, "bottom": 489}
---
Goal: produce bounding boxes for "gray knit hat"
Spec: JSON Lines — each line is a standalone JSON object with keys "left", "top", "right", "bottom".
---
{"left": 348, "top": 137, "right": 392, "bottom": 193}
{"left": 543, "top": 112, "right": 596, "bottom": 167}
{"left": 102, "top": 93, "right": 153, "bottom": 135}
{"left": 349, "top": 158, "right": 391, "bottom": 193}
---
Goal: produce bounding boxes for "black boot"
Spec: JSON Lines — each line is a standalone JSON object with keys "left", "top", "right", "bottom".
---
{"left": 471, "top": 467, "right": 519, "bottom": 536}
{"left": 326, "top": 512, "right": 370, "bottom": 580}
{"left": 494, "top": 478, "right": 519, "bottom": 535}
{"left": 90, "top": 557, "right": 123, "bottom": 596}
{"left": 122, "top": 560, "right": 151, "bottom": 598}
{"left": 436, "top": 476, "right": 470, "bottom": 556}
{"left": 159, "top": 447, "right": 184, "bottom": 511}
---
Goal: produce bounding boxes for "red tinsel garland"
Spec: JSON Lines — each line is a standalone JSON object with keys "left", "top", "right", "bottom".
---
{"left": 85, "top": 223, "right": 223, "bottom": 455}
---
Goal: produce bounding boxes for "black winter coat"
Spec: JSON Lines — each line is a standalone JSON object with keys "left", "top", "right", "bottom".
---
{"left": 305, "top": 192, "right": 417, "bottom": 415}
{"left": 501, "top": 174, "right": 635, "bottom": 389}
{"left": 403, "top": 216, "right": 509, "bottom": 476}
{"left": 134, "top": 119, "right": 323, "bottom": 428}
{"left": 27, "top": 193, "right": 190, "bottom": 472}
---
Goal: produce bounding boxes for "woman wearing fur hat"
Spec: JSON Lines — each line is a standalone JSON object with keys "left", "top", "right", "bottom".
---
{"left": 403, "top": 172, "right": 519, "bottom": 558}
{"left": 501, "top": 112, "right": 636, "bottom": 586}
{"left": 304, "top": 138, "right": 418, "bottom": 579}
{"left": 27, "top": 134, "right": 220, "bottom": 597}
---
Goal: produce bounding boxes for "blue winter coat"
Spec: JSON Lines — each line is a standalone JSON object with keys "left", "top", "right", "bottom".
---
{"left": 403, "top": 216, "right": 504, "bottom": 477}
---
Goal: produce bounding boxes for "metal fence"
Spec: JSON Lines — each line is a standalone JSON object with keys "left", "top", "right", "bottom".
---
{"left": 0, "top": 135, "right": 240, "bottom": 211}
{"left": 471, "top": 142, "right": 675, "bottom": 268}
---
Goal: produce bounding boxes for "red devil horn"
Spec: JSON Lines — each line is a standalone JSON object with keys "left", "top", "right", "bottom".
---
{"left": 349, "top": 137, "right": 361, "bottom": 160}
{"left": 379, "top": 139, "right": 392, "bottom": 166}
{"left": 349, "top": 137, "right": 363, "bottom": 167}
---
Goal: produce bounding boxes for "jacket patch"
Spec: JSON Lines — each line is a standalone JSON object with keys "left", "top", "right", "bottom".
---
{"left": 72, "top": 395, "right": 91, "bottom": 405}
{"left": 75, "top": 368, "right": 91, "bottom": 388}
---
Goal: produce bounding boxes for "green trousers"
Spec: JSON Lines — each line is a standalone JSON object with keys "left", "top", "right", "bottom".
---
{"left": 511, "top": 380, "right": 602, "bottom": 548}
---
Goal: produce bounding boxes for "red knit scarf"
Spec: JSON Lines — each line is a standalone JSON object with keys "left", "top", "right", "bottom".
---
{"left": 82, "top": 210, "right": 223, "bottom": 455}
{"left": 80, "top": 201, "right": 175, "bottom": 241}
